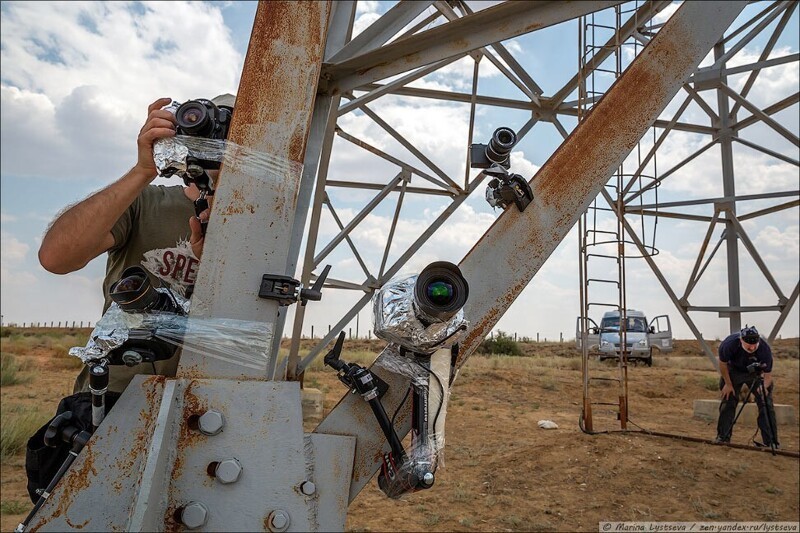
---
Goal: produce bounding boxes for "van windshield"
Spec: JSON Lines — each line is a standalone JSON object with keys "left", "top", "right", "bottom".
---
{"left": 601, "top": 316, "right": 647, "bottom": 332}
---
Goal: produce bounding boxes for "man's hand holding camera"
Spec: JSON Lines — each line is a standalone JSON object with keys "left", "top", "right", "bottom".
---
{"left": 136, "top": 97, "right": 177, "bottom": 179}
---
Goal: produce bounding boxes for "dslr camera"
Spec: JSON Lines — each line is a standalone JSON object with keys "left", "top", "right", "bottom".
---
{"left": 105, "top": 266, "right": 187, "bottom": 367}
{"left": 746, "top": 358, "right": 765, "bottom": 374}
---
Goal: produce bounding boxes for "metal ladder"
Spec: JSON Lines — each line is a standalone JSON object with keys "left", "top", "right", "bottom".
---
{"left": 577, "top": 3, "right": 661, "bottom": 433}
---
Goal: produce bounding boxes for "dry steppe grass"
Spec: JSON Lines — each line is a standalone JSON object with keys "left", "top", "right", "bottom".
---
{"left": 0, "top": 328, "right": 798, "bottom": 531}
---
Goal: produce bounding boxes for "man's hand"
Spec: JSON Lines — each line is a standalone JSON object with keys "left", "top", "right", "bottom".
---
{"left": 189, "top": 210, "right": 209, "bottom": 259}
{"left": 721, "top": 382, "right": 735, "bottom": 400}
{"left": 136, "top": 97, "right": 177, "bottom": 177}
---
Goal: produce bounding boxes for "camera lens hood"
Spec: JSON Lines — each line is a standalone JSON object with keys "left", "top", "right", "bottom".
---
{"left": 413, "top": 261, "right": 469, "bottom": 323}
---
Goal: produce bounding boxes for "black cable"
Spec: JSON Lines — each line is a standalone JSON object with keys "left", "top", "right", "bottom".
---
{"left": 391, "top": 387, "right": 411, "bottom": 428}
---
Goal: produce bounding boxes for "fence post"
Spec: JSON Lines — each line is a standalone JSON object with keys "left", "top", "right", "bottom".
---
{"left": 514, "top": 332, "right": 517, "bottom": 341}
{"left": 537, "top": 333, "right": 540, "bottom": 342}
{"left": 80, "top": 321, "right": 83, "bottom": 328}
{"left": 328, "top": 324, "right": 331, "bottom": 334}
{"left": 560, "top": 332, "right": 563, "bottom": 343}
{"left": 348, "top": 328, "right": 352, "bottom": 339}
{"left": 368, "top": 330, "right": 371, "bottom": 340}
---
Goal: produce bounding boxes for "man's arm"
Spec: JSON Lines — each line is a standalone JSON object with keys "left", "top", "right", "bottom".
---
{"left": 39, "top": 98, "right": 177, "bottom": 274}
{"left": 719, "top": 360, "right": 734, "bottom": 399}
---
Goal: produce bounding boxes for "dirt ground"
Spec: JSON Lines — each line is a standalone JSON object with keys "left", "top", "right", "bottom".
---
{"left": 1, "top": 332, "right": 798, "bottom": 532}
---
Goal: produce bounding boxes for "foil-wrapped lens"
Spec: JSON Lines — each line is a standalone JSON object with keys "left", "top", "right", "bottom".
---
{"left": 414, "top": 262, "right": 469, "bottom": 323}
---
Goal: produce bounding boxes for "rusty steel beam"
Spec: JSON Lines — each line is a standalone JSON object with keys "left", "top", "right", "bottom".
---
{"left": 179, "top": 1, "right": 331, "bottom": 379}
{"left": 316, "top": 0, "right": 748, "bottom": 502}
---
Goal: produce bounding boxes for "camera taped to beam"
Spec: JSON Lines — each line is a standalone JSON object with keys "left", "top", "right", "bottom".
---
{"left": 325, "top": 261, "right": 470, "bottom": 499}
{"left": 471, "top": 127, "right": 534, "bottom": 213}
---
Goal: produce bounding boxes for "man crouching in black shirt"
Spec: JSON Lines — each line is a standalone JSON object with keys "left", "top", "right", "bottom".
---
{"left": 715, "top": 325, "right": 780, "bottom": 448}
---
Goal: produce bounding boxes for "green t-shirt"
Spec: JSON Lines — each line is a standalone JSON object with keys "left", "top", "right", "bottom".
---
{"left": 75, "top": 185, "right": 196, "bottom": 394}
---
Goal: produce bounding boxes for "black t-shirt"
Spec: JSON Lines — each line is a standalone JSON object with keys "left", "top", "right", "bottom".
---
{"left": 718, "top": 332, "right": 773, "bottom": 373}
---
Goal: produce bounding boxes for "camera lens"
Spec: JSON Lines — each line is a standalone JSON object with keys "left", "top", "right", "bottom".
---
{"left": 426, "top": 280, "right": 455, "bottom": 306}
{"left": 414, "top": 262, "right": 469, "bottom": 323}
{"left": 109, "top": 266, "right": 161, "bottom": 313}
{"left": 485, "top": 127, "right": 516, "bottom": 166}
{"left": 176, "top": 101, "right": 213, "bottom": 136}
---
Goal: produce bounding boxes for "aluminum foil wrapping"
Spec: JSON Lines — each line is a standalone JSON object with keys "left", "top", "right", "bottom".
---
{"left": 372, "top": 274, "right": 467, "bottom": 353}
{"left": 69, "top": 288, "right": 190, "bottom": 363}
{"left": 153, "top": 137, "right": 190, "bottom": 177}
{"left": 69, "top": 289, "right": 272, "bottom": 369}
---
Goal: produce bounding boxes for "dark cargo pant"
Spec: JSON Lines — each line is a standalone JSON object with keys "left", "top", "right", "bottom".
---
{"left": 716, "top": 370, "right": 779, "bottom": 446}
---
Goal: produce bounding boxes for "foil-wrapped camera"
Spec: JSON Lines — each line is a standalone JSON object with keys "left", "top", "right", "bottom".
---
{"left": 373, "top": 261, "right": 469, "bottom": 354}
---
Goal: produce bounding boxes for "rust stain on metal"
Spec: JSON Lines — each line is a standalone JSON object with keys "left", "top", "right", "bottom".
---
{"left": 171, "top": 380, "right": 205, "bottom": 484}
{"left": 44, "top": 444, "right": 97, "bottom": 523}
{"left": 64, "top": 516, "right": 90, "bottom": 529}
{"left": 228, "top": 1, "right": 329, "bottom": 164}
{"left": 114, "top": 376, "right": 165, "bottom": 493}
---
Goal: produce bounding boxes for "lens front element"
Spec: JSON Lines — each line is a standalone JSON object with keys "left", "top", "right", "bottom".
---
{"left": 426, "top": 280, "right": 455, "bottom": 306}
{"left": 414, "top": 262, "right": 469, "bottom": 323}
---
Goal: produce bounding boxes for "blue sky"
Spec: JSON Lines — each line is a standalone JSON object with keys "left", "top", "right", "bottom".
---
{"left": 1, "top": 1, "right": 798, "bottom": 341}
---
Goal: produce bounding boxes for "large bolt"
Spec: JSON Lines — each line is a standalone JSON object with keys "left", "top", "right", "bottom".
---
{"left": 300, "top": 481, "right": 316, "bottom": 495}
{"left": 198, "top": 410, "right": 225, "bottom": 436}
{"left": 180, "top": 501, "right": 209, "bottom": 530}
{"left": 267, "top": 510, "right": 290, "bottom": 532}
{"left": 214, "top": 458, "right": 243, "bottom": 484}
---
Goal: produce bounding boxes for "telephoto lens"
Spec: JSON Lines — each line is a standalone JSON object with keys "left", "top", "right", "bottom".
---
{"left": 109, "top": 266, "right": 180, "bottom": 314}
{"left": 413, "top": 262, "right": 469, "bottom": 323}
{"left": 485, "top": 127, "right": 516, "bottom": 167}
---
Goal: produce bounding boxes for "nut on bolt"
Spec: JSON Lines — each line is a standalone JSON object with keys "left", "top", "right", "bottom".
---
{"left": 214, "top": 458, "right": 243, "bottom": 484}
{"left": 300, "top": 481, "right": 316, "bottom": 495}
{"left": 198, "top": 410, "right": 225, "bottom": 436}
{"left": 267, "top": 510, "right": 290, "bottom": 532}
{"left": 179, "top": 501, "right": 209, "bottom": 529}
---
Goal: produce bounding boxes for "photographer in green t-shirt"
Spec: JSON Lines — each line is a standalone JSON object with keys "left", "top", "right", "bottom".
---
{"left": 38, "top": 95, "right": 233, "bottom": 392}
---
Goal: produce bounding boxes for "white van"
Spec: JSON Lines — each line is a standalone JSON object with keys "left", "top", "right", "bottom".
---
{"left": 575, "top": 309, "right": 673, "bottom": 366}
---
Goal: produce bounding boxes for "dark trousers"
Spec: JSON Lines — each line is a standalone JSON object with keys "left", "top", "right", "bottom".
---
{"left": 717, "top": 370, "right": 779, "bottom": 445}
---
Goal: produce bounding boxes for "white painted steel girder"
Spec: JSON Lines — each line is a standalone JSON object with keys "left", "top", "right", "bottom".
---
{"left": 315, "top": 0, "right": 748, "bottom": 501}
{"left": 29, "top": 376, "right": 356, "bottom": 531}
{"left": 180, "top": 1, "right": 332, "bottom": 380}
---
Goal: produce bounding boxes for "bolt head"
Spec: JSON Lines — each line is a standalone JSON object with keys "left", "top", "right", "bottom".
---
{"left": 181, "top": 501, "right": 208, "bottom": 529}
{"left": 198, "top": 410, "right": 225, "bottom": 436}
{"left": 268, "top": 510, "right": 290, "bottom": 532}
{"left": 300, "top": 481, "right": 316, "bottom": 495}
{"left": 215, "top": 458, "right": 243, "bottom": 484}
{"left": 422, "top": 472, "right": 435, "bottom": 486}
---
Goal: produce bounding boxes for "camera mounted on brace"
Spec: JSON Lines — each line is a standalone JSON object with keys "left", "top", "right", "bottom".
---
{"left": 470, "top": 127, "right": 533, "bottom": 212}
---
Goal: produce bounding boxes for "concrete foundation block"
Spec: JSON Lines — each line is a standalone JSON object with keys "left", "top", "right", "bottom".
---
{"left": 693, "top": 399, "right": 796, "bottom": 425}
{"left": 302, "top": 387, "right": 324, "bottom": 423}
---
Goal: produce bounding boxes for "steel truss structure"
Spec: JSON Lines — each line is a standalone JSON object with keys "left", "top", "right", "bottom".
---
{"left": 285, "top": 0, "right": 799, "bottom": 378}
{"left": 26, "top": 1, "right": 798, "bottom": 531}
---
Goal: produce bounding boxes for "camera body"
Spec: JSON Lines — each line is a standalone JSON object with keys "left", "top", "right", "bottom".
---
{"left": 746, "top": 358, "right": 764, "bottom": 374}
{"left": 175, "top": 99, "right": 232, "bottom": 143}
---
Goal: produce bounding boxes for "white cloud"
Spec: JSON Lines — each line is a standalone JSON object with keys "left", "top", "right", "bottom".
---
{"left": 0, "top": 1, "right": 243, "bottom": 181}
{"left": 1, "top": 232, "right": 29, "bottom": 263}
